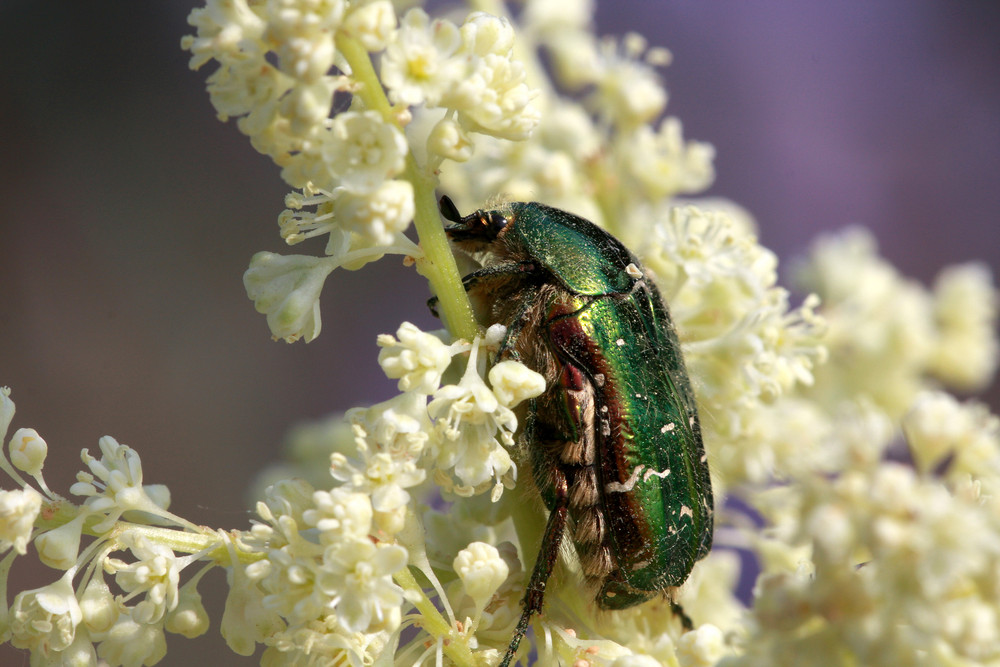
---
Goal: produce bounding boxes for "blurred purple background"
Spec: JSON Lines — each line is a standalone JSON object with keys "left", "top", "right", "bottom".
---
{"left": 1, "top": 1, "right": 997, "bottom": 663}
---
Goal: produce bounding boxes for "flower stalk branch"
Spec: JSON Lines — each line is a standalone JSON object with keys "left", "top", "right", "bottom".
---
{"left": 338, "top": 34, "right": 477, "bottom": 341}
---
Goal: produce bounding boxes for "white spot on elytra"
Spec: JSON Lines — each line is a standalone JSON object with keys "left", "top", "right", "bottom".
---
{"left": 661, "top": 423, "right": 676, "bottom": 434}
{"left": 605, "top": 465, "right": 645, "bottom": 493}
{"left": 679, "top": 505, "right": 694, "bottom": 519}
{"left": 643, "top": 467, "right": 671, "bottom": 483}
{"left": 616, "top": 338, "right": 625, "bottom": 347}
{"left": 625, "top": 263, "right": 643, "bottom": 279}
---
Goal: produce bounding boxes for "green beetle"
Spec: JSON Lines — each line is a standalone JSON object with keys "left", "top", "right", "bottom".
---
{"left": 437, "top": 196, "right": 713, "bottom": 666}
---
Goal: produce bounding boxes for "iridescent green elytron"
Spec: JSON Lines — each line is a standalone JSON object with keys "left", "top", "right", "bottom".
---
{"left": 436, "top": 197, "right": 714, "bottom": 666}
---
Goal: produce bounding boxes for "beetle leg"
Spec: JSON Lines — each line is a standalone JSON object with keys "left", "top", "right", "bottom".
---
{"left": 426, "top": 262, "right": 537, "bottom": 319}
{"left": 499, "top": 468, "right": 569, "bottom": 667}
{"left": 671, "top": 599, "right": 694, "bottom": 631}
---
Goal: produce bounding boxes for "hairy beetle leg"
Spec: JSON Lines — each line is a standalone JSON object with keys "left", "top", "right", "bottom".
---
{"left": 426, "top": 262, "right": 537, "bottom": 321}
{"left": 499, "top": 469, "right": 569, "bottom": 667}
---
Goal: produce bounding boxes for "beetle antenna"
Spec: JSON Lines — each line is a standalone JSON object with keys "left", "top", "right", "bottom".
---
{"left": 439, "top": 196, "right": 463, "bottom": 223}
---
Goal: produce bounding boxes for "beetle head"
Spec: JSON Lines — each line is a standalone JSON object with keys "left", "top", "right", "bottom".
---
{"left": 439, "top": 196, "right": 511, "bottom": 252}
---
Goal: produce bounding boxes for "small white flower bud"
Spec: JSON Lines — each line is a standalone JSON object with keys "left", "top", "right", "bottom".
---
{"left": 280, "top": 80, "right": 335, "bottom": 135}
{"left": 222, "top": 563, "right": 284, "bottom": 655}
{"left": 79, "top": 575, "right": 118, "bottom": 633}
{"left": 35, "top": 513, "right": 86, "bottom": 571}
{"left": 428, "top": 117, "right": 475, "bottom": 162}
{"left": 9, "top": 427, "right": 47, "bottom": 475}
{"left": 374, "top": 506, "right": 406, "bottom": 536}
{"left": 676, "top": 624, "right": 727, "bottom": 667}
{"left": 0, "top": 387, "right": 15, "bottom": 442}
{"left": 165, "top": 582, "right": 210, "bottom": 638}
{"left": 143, "top": 483, "right": 171, "bottom": 511}
{"left": 461, "top": 13, "right": 515, "bottom": 57}
{"left": 97, "top": 616, "right": 167, "bottom": 667}
{"left": 333, "top": 179, "right": 415, "bottom": 246}
{"left": 244, "top": 251, "right": 335, "bottom": 343}
{"left": 484, "top": 324, "right": 508, "bottom": 347}
{"left": 343, "top": 0, "right": 397, "bottom": 51}
{"left": 453, "top": 541, "right": 509, "bottom": 609}
{"left": 489, "top": 360, "right": 546, "bottom": 408}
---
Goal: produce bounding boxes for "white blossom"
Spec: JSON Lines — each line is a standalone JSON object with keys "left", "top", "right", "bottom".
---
{"left": 349, "top": 391, "right": 432, "bottom": 459}
{"left": 0, "top": 486, "right": 42, "bottom": 555}
{"left": 9, "top": 573, "right": 83, "bottom": 654}
{"left": 79, "top": 575, "right": 118, "bottom": 634}
{"left": 221, "top": 556, "right": 284, "bottom": 656}
{"left": 427, "top": 115, "right": 475, "bottom": 163}
{"left": 95, "top": 612, "right": 168, "bottom": 667}
{"left": 182, "top": 0, "right": 267, "bottom": 70}
{"left": 243, "top": 251, "right": 336, "bottom": 343}
{"left": 331, "top": 178, "right": 415, "bottom": 246}
{"left": 794, "top": 227, "right": 938, "bottom": 417}
{"left": 302, "top": 487, "right": 373, "bottom": 544}
{"left": 930, "top": 262, "right": 999, "bottom": 389}
{"left": 320, "top": 538, "right": 407, "bottom": 632}
{"left": 69, "top": 436, "right": 171, "bottom": 532}
{"left": 590, "top": 41, "right": 667, "bottom": 127}
{"left": 447, "top": 51, "right": 539, "bottom": 141}
{"left": 321, "top": 110, "right": 408, "bottom": 193}
{"left": 902, "top": 390, "right": 1000, "bottom": 487}
{"left": 329, "top": 449, "right": 424, "bottom": 523}
{"left": 106, "top": 532, "right": 185, "bottom": 625}
{"left": 676, "top": 624, "right": 726, "bottom": 667}
{"left": 377, "top": 321, "right": 453, "bottom": 394}
{"left": 427, "top": 342, "right": 519, "bottom": 495}
{"left": 380, "top": 8, "right": 464, "bottom": 107}
{"left": 621, "top": 117, "right": 715, "bottom": 201}
{"left": 342, "top": 0, "right": 396, "bottom": 52}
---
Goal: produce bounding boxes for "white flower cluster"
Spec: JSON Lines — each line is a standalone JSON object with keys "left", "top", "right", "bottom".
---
{"left": 740, "top": 395, "right": 1000, "bottom": 665}
{"left": 719, "top": 228, "right": 1000, "bottom": 665}
{"left": 198, "top": 1, "right": 1000, "bottom": 665}
{"left": 645, "top": 205, "right": 828, "bottom": 489}
{"left": 796, "top": 226, "right": 999, "bottom": 417}
{"left": 184, "top": 0, "right": 540, "bottom": 343}
{"left": 439, "top": 7, "right": 713, "bottom": 218}
{"left": 0, "top": 388, "right": 225, "bottom": 666}
{"left": 217, "top": 322, "right": 545, "bottom": 664}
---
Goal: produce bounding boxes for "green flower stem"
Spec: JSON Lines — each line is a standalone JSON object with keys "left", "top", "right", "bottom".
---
{"left": 109, "top": 523, "right": 265, "bottom": 567}
{"left": 338, "top": 36, "right": 478, "bottom": 342}
{"left": 394, "top": 566, "right": 476, "bottom": 666}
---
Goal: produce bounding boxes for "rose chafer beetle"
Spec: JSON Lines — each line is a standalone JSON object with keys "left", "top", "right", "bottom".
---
{"left": 435, "top": 196, "right": 713, "bottom": 666}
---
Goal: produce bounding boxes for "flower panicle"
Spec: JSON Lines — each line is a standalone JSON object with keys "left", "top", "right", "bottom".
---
{"left": 184, "top": 0, "right": 541, "bottom": 344}
{"left": 0, "top": 388, "right": 240, "bottom": 665}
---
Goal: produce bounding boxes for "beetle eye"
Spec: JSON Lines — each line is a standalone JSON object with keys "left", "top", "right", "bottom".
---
{"left": 484, "top": 211, "right": 509, "bottom": 234}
